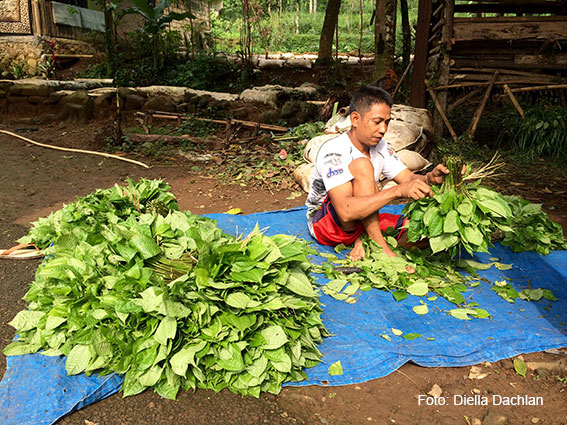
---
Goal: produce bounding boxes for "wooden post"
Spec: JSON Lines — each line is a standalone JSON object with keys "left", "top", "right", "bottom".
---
{"left": 425, "top": 80, "right": 458, "bottom": 142}
{"left": 410, "top": 0, "right": 433, "bottom": 108}
{"left": 503, "top": 84, "right": 525, "bottom": 118}
{"left": 467, "top": 71, "right": 499, "bottom": 138}
{"left": 433, "top": 0, "right": 454, "bottom": 135}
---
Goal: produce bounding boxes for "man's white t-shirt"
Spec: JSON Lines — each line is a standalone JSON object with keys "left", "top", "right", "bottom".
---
{"left": 305, "top": 132, "right": 406, "bottom": 235}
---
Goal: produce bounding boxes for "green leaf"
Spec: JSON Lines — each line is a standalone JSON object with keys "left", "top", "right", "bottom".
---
{"left": 66, "top": 344, "right": 92, "bottom": 375}
{"left": 286, "top": 270, "right": 317, "bottom": 298}
{"left": 413, "top": 304, "right": 428, "bottom": 315}
{"left": 513, "top": 357, "right": 527, "bottom": 377}
{"left": 392, "top": 290, "right": 408, "bottom": 301}
{"left": 8, "top": 310, "right": 45, "bottom": 332}
{"left": 260, "top": 325, "right": 288, "bottom": 350}
{"left": 449, "top": 308, "right": 471, "bottom": 321}
{"left": 225, "top": 292, "right": 251, "bottom": 309}
{"left": 443, "top": 210, "right": 460, "bottom": 233}
{"left": 154, "top": 317, "right": 177, "bottom": 345}
{"left": 407, "top": 281, "right": 428, "bottom": 297}
{"left": 328, "top": 360, "right": 343, "bottom": 376}
{"left": 129, "top": 234, "right": 161, "bottom": 259}
{"left": 402, "top": 333, "right": 422, "bottom": 340}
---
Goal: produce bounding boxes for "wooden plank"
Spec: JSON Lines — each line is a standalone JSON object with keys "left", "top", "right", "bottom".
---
{"left": 452, "top": 57, "right": 567, "bottom": 70}
{"left": 453, "top": 18, "right": 567, "bottom": 42}
{"left": 454, "top": 2, "right": 567, "bottom": 15}
{"left": 410, "top": 0, "right": 433, "bottom": 108}
{"left": 451, "top": 66, "right": 558, "bottom": 78}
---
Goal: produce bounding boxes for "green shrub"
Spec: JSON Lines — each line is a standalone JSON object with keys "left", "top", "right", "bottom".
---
{"left": 497, "top": 105, "right": 567, "bottom": 163}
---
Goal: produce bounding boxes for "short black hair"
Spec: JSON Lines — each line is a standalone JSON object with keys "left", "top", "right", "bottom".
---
{"left": 349, "top": 85, "right": 393, "bottom": 116}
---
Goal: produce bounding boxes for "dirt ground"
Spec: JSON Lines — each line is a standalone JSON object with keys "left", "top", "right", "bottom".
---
{"left": 1, "top": 111, "right": 567, "bottom": 425}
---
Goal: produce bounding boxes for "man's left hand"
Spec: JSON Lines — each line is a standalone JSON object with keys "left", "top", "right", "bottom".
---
{"left": 425, "top": 164, "right": 449, "bottom": 185}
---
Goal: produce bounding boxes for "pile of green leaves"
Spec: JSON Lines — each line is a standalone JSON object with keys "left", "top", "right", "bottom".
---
{"left": 316, "top": 237, "right": 492, "bottom": 321}
{"left": 500, "top": 195, "right": 567, "bottom": 255}
{"left": 317, "top": 237, "right": 556, "bottom": 320}
{"left": 4, "top": 179, "right": 327, "bottom": 399}
{"left": 403, "top": 157, "right": 513, "bottom": 258}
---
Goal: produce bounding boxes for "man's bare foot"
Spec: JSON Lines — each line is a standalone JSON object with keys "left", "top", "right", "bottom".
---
{"left": 349, "top": 237, "right": 366, "bottom": 261}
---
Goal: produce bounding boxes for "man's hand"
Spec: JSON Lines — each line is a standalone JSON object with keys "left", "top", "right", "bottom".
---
{"left": 398, "top": 179, "right": 433, "bottom": 200}
{"left": 425, "top": 164, "right": 450, "bottom": 185}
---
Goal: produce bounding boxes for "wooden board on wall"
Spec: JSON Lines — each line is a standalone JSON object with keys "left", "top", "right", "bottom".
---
{"left": 454, "top": 16, "right": 567, "bottom": 41}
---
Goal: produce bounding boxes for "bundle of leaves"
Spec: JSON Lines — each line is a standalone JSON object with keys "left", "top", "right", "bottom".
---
{"left": 4, "top": 179, "right": 327, "bottom": 399}
{"left": 500, "top": 195, "right": 567, "bottom": 255}
{"left": 403, "top": 157, "right": 513, "bottom": 258}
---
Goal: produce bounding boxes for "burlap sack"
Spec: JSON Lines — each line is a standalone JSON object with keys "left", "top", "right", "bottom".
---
{"left": 293, "top": 163, "right": 315, "bottom": 193}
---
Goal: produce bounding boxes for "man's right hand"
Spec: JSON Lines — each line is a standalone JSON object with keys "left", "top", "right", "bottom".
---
{"left": 397, "top": 179, "right": 433, "bottom": 200}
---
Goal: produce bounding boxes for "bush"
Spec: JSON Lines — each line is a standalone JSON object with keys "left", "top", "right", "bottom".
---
{"left": 497, "top": 105, "right": 567, "bottom": 163}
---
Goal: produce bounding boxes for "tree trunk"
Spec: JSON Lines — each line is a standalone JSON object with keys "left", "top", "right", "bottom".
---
{"left": 318, "top": 0, "right": 342, "bottom": 61}
{"left": 104, "top": 0, "right": 117, "bottom": 77}
{"left": 314, "top": 0, "right": 318, "bottom": 20}
{"left": 372, "top": 0, "right": 397, "bottom": 81}
{"left": 309, "top": 0, "right": 313, "bottom": 14}
{"left": 296, "top": 1, "right": 300, "bottom": 34}
{"left": 400, "top": 0, "right": 411, "bottom": 72}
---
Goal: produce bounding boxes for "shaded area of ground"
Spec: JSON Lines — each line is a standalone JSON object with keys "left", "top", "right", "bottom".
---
{"left": 1, "top": 116, "right": 567, "bottom": 425}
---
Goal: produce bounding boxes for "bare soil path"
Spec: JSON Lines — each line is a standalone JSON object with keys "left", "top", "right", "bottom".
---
{"left": 1, "top": 116, "right": 566, "bottom": 425}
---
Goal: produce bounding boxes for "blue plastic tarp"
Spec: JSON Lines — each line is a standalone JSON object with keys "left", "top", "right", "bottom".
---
{"left": 1, "top": 205, "right": 566, "bottom": 424}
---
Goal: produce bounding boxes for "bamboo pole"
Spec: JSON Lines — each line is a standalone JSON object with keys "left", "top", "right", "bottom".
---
{"left": 447, "top": 88, "right": 483, "bottom": 113}
{"left": 425, "top": 80, "right": 458, "bottom": 142}
{"left": 434, "top": 80, "right": 557, "bottom": 90}
{"left": 503, "top": 84, "right": 525, "bottom": 118}
{"left": 467, "top": 71, "right": 499, "bottom": 138}
{"left": 135, "top": 111, "right": 289, "bottom": 132}
{"left": 0, "top": 130, "right": 150, "bottom": 168}
{"left": 509, "top": 83, "right": 567, "bottom": 93}
{"left": 392, "top": 57, "right": 414, "bottom": 99}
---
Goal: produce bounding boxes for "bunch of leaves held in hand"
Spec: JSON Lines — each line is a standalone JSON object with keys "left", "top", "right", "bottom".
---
{"left": 500, "top": 195, "right": 567, "bottom": 255}
{"left": 403, "top": 156, "right": 513, "bottom": 258}
{"left": 4, "top": 179, "right": 327, "bottom": 399}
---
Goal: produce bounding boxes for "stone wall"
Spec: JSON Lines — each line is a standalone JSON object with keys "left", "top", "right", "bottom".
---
{"left": 0, "top": 35, "right": 97, "bottom": 77}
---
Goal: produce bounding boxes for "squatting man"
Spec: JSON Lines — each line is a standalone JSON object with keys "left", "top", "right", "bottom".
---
{"left": 305, "top": 85, "right": 450, "bottom": 262}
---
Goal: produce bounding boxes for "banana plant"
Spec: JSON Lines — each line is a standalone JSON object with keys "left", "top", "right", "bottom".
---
{"left": 120, "top": 0, "right": 194, "bottom": 69}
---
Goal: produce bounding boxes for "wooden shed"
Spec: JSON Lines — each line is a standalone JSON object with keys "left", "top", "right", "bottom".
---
{"left": 410, "top": 0, "right": 567, "bottom": 137}
{"left": 0, "top": 0, "right": 214, "bottom": 76}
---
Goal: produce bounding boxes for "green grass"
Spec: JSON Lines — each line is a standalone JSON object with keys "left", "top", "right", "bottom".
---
{"left": 211, "top": 1, "right": 418, "bottom": 56}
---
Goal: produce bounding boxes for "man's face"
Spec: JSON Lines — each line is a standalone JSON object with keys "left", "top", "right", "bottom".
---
{"left": 351, "top": 102, "right": 391, "bottom": 147}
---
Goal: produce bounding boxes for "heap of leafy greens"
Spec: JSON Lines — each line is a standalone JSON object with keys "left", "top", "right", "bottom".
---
{"left": 4, "top": 179, "right": 327, "bottom": 399}
{"left": 316, "top": 237, "right": 493, "bottom": 322}
{"left": 403, "top": 156, "right": 566, "bottom": 258}
{"left": 501, "top": 195, "right": 567, "bottom": 255}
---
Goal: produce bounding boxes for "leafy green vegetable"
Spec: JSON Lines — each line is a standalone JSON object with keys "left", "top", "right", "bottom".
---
{"left": 328, "top": 360, "right": 343, "bottom": 376}
{"left": 4, "top": 179, "right": 328, "bottom": 400}
{"left": 500, "top": 196, "right": 567, "bottom": 255}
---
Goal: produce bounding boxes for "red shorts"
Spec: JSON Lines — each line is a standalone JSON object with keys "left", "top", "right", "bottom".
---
{"left": 312, "top": 196, "right": 407, "bottom": 246}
